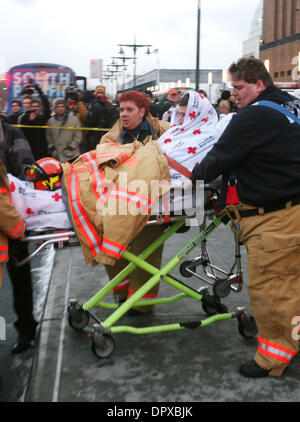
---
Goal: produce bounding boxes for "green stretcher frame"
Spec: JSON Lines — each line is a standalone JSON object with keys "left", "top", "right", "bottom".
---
{"left": 80, "top": 215, "right": 235, "bottom": 335}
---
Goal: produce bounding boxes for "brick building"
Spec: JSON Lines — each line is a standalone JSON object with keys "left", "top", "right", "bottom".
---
{"left": 260, "top": 0, "right": 300, "bottom": 83}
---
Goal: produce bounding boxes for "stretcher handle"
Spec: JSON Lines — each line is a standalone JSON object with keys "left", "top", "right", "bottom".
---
{"left": 24, "top": 231, "right": 76, "bottom": 242}
{"left": 13, "top": 238, "right": 66, "bottom": 267}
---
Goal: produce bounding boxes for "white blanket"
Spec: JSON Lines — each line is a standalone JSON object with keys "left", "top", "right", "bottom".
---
{"left": 7, "top": 174, "right": 72, "bottom": 232}
{"left": 158, "top": 91, "right": 230, "bottom": 186}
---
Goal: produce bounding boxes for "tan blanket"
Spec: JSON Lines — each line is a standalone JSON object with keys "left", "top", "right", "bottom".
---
{"left": 62, "top": 140, "right": 170, "bottom": 266}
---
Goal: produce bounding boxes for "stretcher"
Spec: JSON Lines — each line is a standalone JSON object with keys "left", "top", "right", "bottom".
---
{"left": 16, "top": 183, "right": 257, "bottom": 359}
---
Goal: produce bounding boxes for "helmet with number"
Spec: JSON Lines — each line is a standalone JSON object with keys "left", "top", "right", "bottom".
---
{"left": 26, "top": 157, "right": 63, "bottom": 191}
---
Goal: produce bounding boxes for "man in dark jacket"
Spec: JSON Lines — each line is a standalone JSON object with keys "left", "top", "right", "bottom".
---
{"left": 0, "top": 117, "right": 37, "bottom": 353}
{"left": 19, "top": 84, "right": 51, "bottom": 160}
{"left": 85, "top": 85, "right": 116, "bottom": 150}
{"left": 6, "top": 100, "right": 23, "bottom": 124}
{"left": 191, "top": 57, "right": 300, "bottom": 378}
{"left": 143, "top": 91, "right": 162, "bottom": 118}
{"left": 161, "top": 88, "right": 180, "bottom": 121}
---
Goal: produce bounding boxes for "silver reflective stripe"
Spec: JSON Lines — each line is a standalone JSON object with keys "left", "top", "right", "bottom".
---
{"left": 127, "top": 192, "right": 150, "bottom": 208}
{"left": 112, "top": 189, "right": 150, "bottom": 209}
{"left": 102, "top": 240, "right": 123, "bottom": 256}
{"left": 71, "top": 171, "right": 101, "bottom": 256}
{"left": 259, "top": 342, "right": 294, "bottom": 361}
{"left": 11, "top": 222, "right": 25, "bottom": 238}
{"left": 85, "top": 153, "right": 107, "bottom": 203}
{"left": 115, "top": 277, "right": 129, "bottom": 287}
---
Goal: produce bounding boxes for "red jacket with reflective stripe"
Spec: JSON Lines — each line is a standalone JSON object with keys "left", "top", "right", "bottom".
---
{"left": 0, "top": 162, "right": 26, "bottom": 287}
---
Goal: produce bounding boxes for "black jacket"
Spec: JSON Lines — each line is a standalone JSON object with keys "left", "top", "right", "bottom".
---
{"left": 149, "top": 102, "right": 163, "bottom": 119}
{"left": 0, "top": 120, "right": 34, "bottom": 178}
{"left": 191, "top": 85, "right": 300, "bottom": 207}
{"left": 86, "top": 99, "right": 116, "bottom": 150}
{"left": 20, "top": 94, "right": 51, "bottom": 161}
{"left": 6, "top": 111, "right": 23, "bottom": 125}
{"left": 118, "top": 118, "right": 155, "bottom": 144}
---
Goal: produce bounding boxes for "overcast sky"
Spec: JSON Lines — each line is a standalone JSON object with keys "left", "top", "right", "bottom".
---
{"left": 1, "top": 0, "right": 260, "bottom": 87}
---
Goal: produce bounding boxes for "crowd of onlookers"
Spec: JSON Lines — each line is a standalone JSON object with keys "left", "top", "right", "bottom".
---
{"left": 2, "top": 83, "right": 237, "bottom": 165}
{"left": 3, "top": 83, "right": 118, "bottom": 163}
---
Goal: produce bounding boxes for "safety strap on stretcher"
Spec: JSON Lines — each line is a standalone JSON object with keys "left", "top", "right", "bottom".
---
{"left": 164, "top": 153, "right": 192, "bottom": 179}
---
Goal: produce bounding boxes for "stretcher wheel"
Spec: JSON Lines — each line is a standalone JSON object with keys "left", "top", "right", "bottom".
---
{"left": 202, "top": 300, "right": 217, "bottom": 316}
{"left": 68, "top": 307, "right": 90, "bottom": 331}
{"left": 201, "top": 292, "right": 228, "bottom": 316}
{"left": 213, "top": 279, "right": 231, "bottom": 298}
{"left": 237, "top": 313, "right": 258, "bottom": 339}
{"left": 91, "top": 333, "right": 115, "bottom": 359}
{"left": 180, "top": 260, "right": 196, "bottom": 278}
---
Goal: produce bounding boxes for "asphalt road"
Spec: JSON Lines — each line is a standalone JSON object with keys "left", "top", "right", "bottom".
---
{"left": 1, "top": 221, "right": 300, "bottom": 403}
{"left": 25, "top": 222, "right": 300, "bottom": 402}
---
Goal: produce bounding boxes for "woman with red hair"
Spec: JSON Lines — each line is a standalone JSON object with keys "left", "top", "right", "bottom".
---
{"left": 100, "top": 91, "right": 169, "bottom": 315}
{"left": 101, "top": 91, "right": 168, "bottom": 145}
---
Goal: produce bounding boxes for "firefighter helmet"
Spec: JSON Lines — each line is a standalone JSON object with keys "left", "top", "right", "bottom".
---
{"left": 26, "top": 157, "right": 63, "bottom": 191}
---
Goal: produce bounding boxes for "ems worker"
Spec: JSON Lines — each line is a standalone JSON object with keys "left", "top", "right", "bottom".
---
{"left": 100, "top": 91, "right": 169, "bottom": 315}
{"left": 0, "top": 118, "right": 37, "bottom": 353}
{"left": 191, "top": 57, "right": 300, "bottom": 378}
{"left": 0, "top": 161, "right": 26, "bottom": 288}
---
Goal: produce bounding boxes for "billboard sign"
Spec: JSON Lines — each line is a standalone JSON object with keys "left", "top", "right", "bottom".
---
{"left": 90, "top": 59, "right": 103, "bottom": 80}
{"left": 6, "top": 62, "right": 76, "bottom": 112}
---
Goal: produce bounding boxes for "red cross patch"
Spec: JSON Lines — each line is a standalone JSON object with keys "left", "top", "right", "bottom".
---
{"left": 10, "top": 181, "right": 16, "bottom": 193}
{"left": 52, "top": 192, "right": 62, "bottom": 202}
{"left": 189, "top": 111, "right": 196, "bottom": 120}
{"left": 193, "top": 129, "right": 201, "bottom": 135}
{"left": 202, "top": 117, "right": 209, "bottom": 123}
{"left": 164, "top": 138, "right": 172, "bottom": 144}
{"left": 26, "top": 208, "right": 35, "bottom": 216}
{"left": 188, "top": 147, "right": 197, "bottom": 155}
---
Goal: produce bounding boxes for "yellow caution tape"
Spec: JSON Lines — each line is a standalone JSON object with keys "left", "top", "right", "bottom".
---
{"left": 13, "top": 124, "right": 110, "bottom": 132}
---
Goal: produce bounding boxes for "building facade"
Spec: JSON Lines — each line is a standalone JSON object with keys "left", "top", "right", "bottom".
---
{"left": 120, "top": 68, "right": 224, "bottom": 103}
{"left": 243, "top": 0, "right": 264, "bottom": 58}
{"left": 260, "top": 0, "right": 300, "bottom": 83}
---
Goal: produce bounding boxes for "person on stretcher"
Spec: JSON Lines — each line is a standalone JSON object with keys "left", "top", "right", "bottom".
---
{"left": 158, "top": 90, "right": 233, "bottom": 186}
{"left": 6, "top": 91, "right": 233, "bottom": 315}
{"left": 8, "top": 90, "right": 232, "bottom": 232}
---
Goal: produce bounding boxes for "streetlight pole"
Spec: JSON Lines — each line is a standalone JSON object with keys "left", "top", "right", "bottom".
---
{"left": 109, "top": 62, "right": 127, "bottom": 89}
{"left": 118, "top": 36, "right": 152, "bottom": 89}
{"left": 111, "top": 56, "right": 135, "bottom": 88}
{"left": 196, "top": 0, "right": 201, "bottom": 91}
{"left": 104, "top": 67, "right": 122, "bottom": 98}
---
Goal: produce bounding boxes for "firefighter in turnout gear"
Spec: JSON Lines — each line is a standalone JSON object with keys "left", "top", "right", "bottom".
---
{"left": 191, "top": 57, "right": 300, "bottom": 378}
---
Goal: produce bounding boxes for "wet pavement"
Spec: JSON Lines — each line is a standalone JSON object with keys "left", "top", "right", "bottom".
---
{"left": 0, "top": 245, "right": 55, "bottom": 402}
{"left": 20, "top": 222, "right": 300, "bottom": 403}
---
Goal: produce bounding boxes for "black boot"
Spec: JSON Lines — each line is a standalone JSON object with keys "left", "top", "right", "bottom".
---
{"left": 239, "top": 360, "right": 270, "bottom": 378}
{"left": 12, "top": 335, "right": 35, "bottom": 354}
